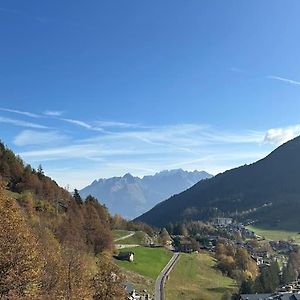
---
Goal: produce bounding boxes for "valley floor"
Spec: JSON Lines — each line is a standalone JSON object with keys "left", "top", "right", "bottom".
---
{"left": 247, "top": 225, "right": 300, "bottom": 244}
{"left": 165, "top": 252, "right": 237, "bottom": 300}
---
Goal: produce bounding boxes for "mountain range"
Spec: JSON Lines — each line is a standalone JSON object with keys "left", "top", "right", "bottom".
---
{"left": 136, "top": 136, "right": 300, "bottom": 231}
{"left": 80, "top": 169, "right": 212, "bottom": 219}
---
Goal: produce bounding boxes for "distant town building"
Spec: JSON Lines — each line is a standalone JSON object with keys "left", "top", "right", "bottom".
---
{"left": 213, "top": 217, "right": 233, "bottom": 227}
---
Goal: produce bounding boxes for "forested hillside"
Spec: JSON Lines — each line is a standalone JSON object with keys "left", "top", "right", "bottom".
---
{"left": 0, "top": 141, "right": 125, "bottom": 299}
{"left": 137, "top": 136, "right": 300, "bottom": 230}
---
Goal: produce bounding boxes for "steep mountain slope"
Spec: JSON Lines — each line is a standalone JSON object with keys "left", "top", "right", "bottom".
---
{"left": 136, "top": 136, "right": 300, "bottom": 230}
{"left": 80, "top": 169, "right": 212, "bottom": 219}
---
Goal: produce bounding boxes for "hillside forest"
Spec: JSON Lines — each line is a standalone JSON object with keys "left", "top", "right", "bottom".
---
{"left": 0, "top": 141, "right": 135, "bottom": 299}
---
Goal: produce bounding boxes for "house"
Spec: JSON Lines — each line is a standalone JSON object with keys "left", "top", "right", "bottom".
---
{"left": 127, "top": 290, "right": 152, "bottom": 300}
{"left": 116, "top": 251, "right": 134, "bottom": 262}
{"left": 251, "top": 255, "right": 264, "bottom": 266}
{"left": 180, "top": 241, "right": 193, "bottom": 253}
{"left": 213, "top": 217, "right": 233, "bottom": 227}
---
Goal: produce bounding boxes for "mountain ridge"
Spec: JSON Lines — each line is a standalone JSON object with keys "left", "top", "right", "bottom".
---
{"left": 80, "top": 169, "right": 212, "bottom": 219}
{"left": 136, "top": 136, "right": 300, "bottom": 230}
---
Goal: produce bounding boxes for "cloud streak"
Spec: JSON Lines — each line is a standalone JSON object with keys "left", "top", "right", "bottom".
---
{"left": 19, "top": 124, "right": 267, "bottom": 163}
{"left": 95, "top": 120, "right": 143, "bottom": 129}
{"left": 0, "top": 107, "right": 40, "bottom": 118}
{"left": 14, "top": 130, "right": 68, "bottom": 146}
{"left": 0, "top": 116, "right": 48, "bottom": 129}
{"left": 61, "top": 118, "right": 104, "bottom": 132}
{"left": 2, "top": 107, "right": 294, "bottom": 189}
{"left": 44, "top": 110, "right": 64, "bottom": 117}
{"left": 267, "top": 75, "right": 300, "bottom": 86}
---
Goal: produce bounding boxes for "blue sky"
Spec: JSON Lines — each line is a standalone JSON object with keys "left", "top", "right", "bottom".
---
{"left": 1, "top": 1, "right": 300, "bottom": 189}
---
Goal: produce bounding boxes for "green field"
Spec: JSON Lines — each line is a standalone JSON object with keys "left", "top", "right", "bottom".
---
{"left": 115, "top": 246, "right": 172, "bottom": 280}
{"left": 165, "top": 252, "right": 237, "bottom": 300}
{"left": 113, "top": 230, "right": 133, "bottom": 240}
{"left": 247, "top": 225, "right": 300, "bottom": 244}
{"left": 117, "top": 231, "right": 148, "bottom": 245}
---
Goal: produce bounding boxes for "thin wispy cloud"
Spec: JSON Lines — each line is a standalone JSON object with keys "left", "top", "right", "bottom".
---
{"left": 0, "top": 116, "right": 48, "bottom": 129}
{"left": 0, "top": 107, "right": 40, "bottom": 118}
{"left": 61, "top": 118, "right": 104, "bottom": 132}
{"left": 14, "top": 130, "right": 68, "bottom": 146}
{"left": 19, "top": 123, "right": 268, "bottom": 163}
{"left": 267, "top": 75, "right": 300, "bottom": 86}
{"left": 95, "top": 120, "right": 142, "bottom": 128}
{"left": 2, "top": 106, "right": 294, "bottom": 189}
{"left": 44, "top": 110, "right": 64, "bottom": 117}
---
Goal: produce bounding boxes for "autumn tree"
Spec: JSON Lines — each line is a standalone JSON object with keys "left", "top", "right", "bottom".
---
{"left": 62, "top": 247, "right": 93, "bottom": 300}
{"left": 84, "top": 197, "right": 113, "bottom": 253}
{"left": 92, "top": 254, "right": 126, "bottom": 300}
{"left": 37, "top": 228, "right": 66, "bottom": 298}
{"left": 159, "top": 228, "right": 171, "bottom": 245}
{"left": 0, "top": 190, "right": 43, "bottom": 298}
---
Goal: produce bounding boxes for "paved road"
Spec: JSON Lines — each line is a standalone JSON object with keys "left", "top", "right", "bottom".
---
{"left": 114, "top": 231, "right": 135, "bottom": 242}
{"left": 154, "top": 252, "right": 180, "bottom": 300}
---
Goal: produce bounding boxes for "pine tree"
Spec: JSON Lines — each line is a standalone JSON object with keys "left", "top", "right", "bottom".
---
{"left": 73, "top": 188, "right": 83, "bottom": 205}
{"left": 239, "top": 279, "right": 253, "bottom": 294}
{"left": 37, "top": 164, "right": 44, "bottom": 178}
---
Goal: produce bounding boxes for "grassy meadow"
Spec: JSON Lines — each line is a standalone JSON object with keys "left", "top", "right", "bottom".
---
{"left": 247, "top": 225, "right": 300, "bottom": 244}
{"left": 115, "top": 246, "right": 172, "bottom": 280}
{"left": 165, "top": 252, "right": 237, "bottom": 300}
{"left": 116, "top": 231, "right": 148, "bottom": 245}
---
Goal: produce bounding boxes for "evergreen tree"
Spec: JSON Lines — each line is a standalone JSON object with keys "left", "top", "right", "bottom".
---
{"left": 240, "top": 279, "right": 253, "bottom": 294}
{"left": 73, "top": 188, "right": 83, "bottom": 205}
{"left": 37, "top": 164, "right": 44, "bottom": 178}
{"left": 269, "top": 261, "right": 280, "bottom": 291}
{"left": 281, "top": 262, "right": 296, "bottom": 285}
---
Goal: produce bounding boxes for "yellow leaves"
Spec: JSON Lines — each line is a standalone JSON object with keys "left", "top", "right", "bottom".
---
{"left": 0, "top": 188, "right": 126, "bottom": 299}
{"left": 0, "top": 189, "right": 43, "bottom": 298}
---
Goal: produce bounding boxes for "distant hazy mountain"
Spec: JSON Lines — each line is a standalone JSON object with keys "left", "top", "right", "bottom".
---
{"left": 80, "top": 169, "right": 212, "bottom": 219}
{"left": 136, "top": 136, "right": 300, "bottom": 230}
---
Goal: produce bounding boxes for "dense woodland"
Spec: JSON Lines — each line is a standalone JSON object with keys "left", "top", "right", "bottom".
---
{"left": 0, "top": 141, "right": 127, "bottom": 299}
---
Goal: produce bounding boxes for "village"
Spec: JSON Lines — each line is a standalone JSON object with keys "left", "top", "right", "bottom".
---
{"left": 114, "top": 217, "right": 300, "bottom": 300}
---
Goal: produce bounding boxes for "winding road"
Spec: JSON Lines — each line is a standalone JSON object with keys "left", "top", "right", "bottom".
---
{"left": 154, "top": 252, "right": 180, "bottom": 300}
